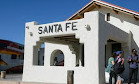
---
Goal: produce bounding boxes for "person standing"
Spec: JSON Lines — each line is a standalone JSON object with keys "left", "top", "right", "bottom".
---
{"left": 127, "top": 49, "right": 139, "bottom": 84}
{"left": 106, "top": 52, "right": 117, "bottom": 84}
{"left": 115, "top": 51, "right": 125, "bottom": 84}
{"left": 53, "top": 57, "right": 58, "bottom": 66}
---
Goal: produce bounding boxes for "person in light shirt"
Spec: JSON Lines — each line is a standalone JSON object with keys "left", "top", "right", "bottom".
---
{"left": 106, "top": 52, "right": 117, "bottom": 84}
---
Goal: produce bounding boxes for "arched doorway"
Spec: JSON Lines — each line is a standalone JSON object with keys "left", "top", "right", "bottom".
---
{"left": 50, "top": 50, "right": 64, "bottom": 66}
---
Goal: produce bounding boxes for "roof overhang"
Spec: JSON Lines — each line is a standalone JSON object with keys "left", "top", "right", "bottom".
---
{"left": 66, "top": 0, "right": 139, "bottom": 21}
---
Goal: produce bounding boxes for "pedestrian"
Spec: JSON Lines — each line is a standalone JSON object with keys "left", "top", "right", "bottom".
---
{"left": 127, "top": 49, "right": 139, "bottom": 84}
{"left": 53, "top": 57, "right": 58, "bottom": 66}
{"left": 115, "top": 51, "right": 125, "bottom": 84}
{"left": 106, "top": 52, "right": 117, "bottom": 84}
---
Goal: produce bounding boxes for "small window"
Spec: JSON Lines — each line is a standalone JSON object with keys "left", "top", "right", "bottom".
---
{"left": 0, "top": 43, "right": 7, "bottom": 48}
{"left": 33, "top": 43, "right": 45, "bottom": 66}
{"left": 19, "top": 46, "right": 24, "bottom": 50}
{"left": 11, "top": 54, "right": 17, "bottom": 59}
{"left": 50, "top": 50, "right": 64, "bottom": 66}
{"left": 106, "top": 13, "right": 110, "bottom": 21}
{"left": 19, "top": 54, "right": 24, "bottom": 60}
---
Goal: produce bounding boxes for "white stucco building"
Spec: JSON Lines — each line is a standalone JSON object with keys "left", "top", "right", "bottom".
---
{"left": 23, "top": 0, "right": 139, "bottom": 84}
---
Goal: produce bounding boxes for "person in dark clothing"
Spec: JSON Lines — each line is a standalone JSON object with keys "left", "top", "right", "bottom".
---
{"left": 127, "top": 49, "right": 139, "bottom": 84}
{"left": 106, "top": 52, "right": 117, "bottom": 84}
{"left": 109, "top": 71, "right": 117, "bottom": 84}
{"left": 115, "top": 51, "right": 125, "bottom": 84}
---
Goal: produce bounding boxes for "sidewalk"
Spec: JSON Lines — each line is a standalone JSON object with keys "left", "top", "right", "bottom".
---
{"left": 0, "top": 74, "right": 22, "bottom": 81}
{"left": 0, "top": 74, "right": 65, "bottom": 84}
{"left": 0, "top": 74, "right": 139, "bottom": 84}
{"left": 0, "top": 81, "right": 65, "bottom": 84}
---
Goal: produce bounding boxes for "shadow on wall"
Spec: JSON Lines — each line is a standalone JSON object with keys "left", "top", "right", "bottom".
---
{"left": 99, "top": 17, "right": 129, "bottom": 83}
{"left": 131, "top": 32, "right": 139, "bottom": 80}
{"left": 123, "top": 32, "right": 139, "bottom": 82}
{"left": 111, "top": 12, "right": 139, "bottom": 27}
{"left": 103, "top": 20, "right": 139, "bottom": 82}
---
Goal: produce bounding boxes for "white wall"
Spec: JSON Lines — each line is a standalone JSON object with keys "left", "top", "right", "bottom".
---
{"left": 23, "top": 10, "right": 139, "bottom": 84}
{"left": 94, "top": 7, "right": 139, "bottom": 80}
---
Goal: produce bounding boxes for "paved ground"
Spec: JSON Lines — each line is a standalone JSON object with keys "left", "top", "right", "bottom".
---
{"left": 0, "top": 74, "right": 65, "bottom": 84}
{"left": 1, "top": 74, "right": 139, "bottom": 84}
{"left": 0, "top": 74, "right": 22, "bottom": 81}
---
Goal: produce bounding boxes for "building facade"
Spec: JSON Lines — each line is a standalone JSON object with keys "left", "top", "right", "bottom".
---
{"left": 0, "top": 39, "right": 24, "bottom": 73}
{"left": 23, "top": 0, "right": 139, "bottom": 84}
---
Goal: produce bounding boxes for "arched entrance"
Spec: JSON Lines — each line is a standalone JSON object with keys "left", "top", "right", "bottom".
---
{"left": 50, "top": 50, "right": 64, "bottom": 66}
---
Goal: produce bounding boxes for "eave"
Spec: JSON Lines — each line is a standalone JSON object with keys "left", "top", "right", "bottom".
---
{"left": 66, "top": 0, "right": 139, "bottom": 21}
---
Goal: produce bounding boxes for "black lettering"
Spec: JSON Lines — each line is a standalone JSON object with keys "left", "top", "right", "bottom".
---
{"left": 44, "top": 26, "right": 48, "bottom": 34}
{"left": 49, "top": 25, "right": 53, "bottom": 33}
{"left": 66, "top": 22, "right": 71, "bottom": 31}
{"left": 53, "top": 24, "right": 58, "bottom": 32}
{"left": 38, "top": 27, "right": 43, "bottom": 34}
{"left": 72, "top": 22, "right": 77, "bottom": 31}
{"left": 57, "top": 24, "right": 63, "bottom": 32}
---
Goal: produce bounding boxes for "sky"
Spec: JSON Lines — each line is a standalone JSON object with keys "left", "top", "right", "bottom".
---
{"left": 0, "top": 0, "right": 139, "bottom": 45}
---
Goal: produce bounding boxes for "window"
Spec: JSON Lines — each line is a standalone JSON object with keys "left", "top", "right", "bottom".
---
{"left": 106, "top": 13, "right": 110, "bottom": 21}
{"left": 33, "top": 43, "right": 45, "bottom": 66}
{"left": 19, "top": 46, "right": 24, "bottom": 50}
{"left": 19, "top": 54, "right": 24, "bottom": 60}
{"left": 11, "top": 54, "right": 17, "bottom": 59}
{"left": 0, "top": 43, "right": 7, "bottom": 48}
{"left": 50, "top": 50, "right": 64, "bottom": 66}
